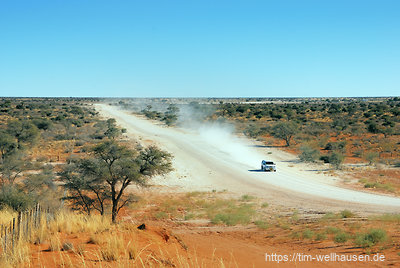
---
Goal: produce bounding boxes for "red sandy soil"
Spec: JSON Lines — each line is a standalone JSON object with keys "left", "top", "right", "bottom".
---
{"left": 28, "top": 208, "right": 400, "bottom": 268}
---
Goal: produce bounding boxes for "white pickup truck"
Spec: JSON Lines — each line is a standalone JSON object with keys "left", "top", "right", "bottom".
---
{"left": 261, "top": 160, "right": 277, "bottom": 172}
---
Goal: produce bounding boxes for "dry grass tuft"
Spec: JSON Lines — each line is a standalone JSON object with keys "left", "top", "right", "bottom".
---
{"left": 48, "top": 234, "right": 62, "bottom": 251}
{"left": 0, "top": 207, "right": 17, "bottom": 225}
{"left": 0, "top": 240, "right": 30, "bottom": 267}
{"left": 125, "top": 241, "right": 137, "bottom": 260}
{"left": 99, "top": 234, "right": 125, "bottom": 261}
{"left": 49, "top": 210, "right": 111, "bottom": 235}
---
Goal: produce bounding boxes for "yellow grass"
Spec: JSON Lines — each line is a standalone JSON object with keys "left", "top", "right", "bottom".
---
{"left": 0, "top": 207, "right": 17, "bottom": 225}
{"left": 49, "top": 210, "right": 111, "bottom": 235}
{"left": 0, "top": 240, "right": 30, "bottom": 267}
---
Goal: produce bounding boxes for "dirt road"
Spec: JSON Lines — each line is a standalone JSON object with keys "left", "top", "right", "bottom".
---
{"left": 95, "top": 104, "right": 400, "bottom": 214}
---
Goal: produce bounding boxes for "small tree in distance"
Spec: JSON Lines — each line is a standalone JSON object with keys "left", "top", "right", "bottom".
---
{"left": 162, "top": 104, "right": 179, "bottom": 126}
{"left": 299, "top": 145, "right": 320, "bottom": 163}
{"left": 328, "top": 151, "right": 345, "bottom": 169}
{"left": 272, "top": 121, "right": 298, "bottom": 146}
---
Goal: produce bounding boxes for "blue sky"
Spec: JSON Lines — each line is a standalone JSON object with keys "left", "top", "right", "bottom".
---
{"left": 0, "top": 0, "right": 399, "bottom": 97}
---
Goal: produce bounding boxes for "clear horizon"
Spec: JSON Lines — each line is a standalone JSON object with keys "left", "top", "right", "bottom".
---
{"left": 1, "top": 1, "right": 399, "bottom": 98}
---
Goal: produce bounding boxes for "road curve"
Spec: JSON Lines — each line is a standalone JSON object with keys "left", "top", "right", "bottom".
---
{"left": 95, "top": 103, "right": 400, "bottom": 214}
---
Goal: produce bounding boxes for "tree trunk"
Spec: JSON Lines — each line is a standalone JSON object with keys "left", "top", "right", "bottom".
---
{"left": 111, "top": 200, "right": 118, "bottom": 223}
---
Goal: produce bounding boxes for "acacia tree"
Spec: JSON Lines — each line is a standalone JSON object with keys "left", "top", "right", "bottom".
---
{"left": 58, "top": 162, "right": 105, "bottom": 215}
{"left": 60, "top": 140, "right": 172, "bottom": 222}
{"left": 272, "top": 121, "right": 298, "bottom": 146}
{"left": 104, "top": 118, "right": 122, "bottom": 139}
{"left": 0, "top": 131, "right": 17, "bottom": 161}
{"left": 162, "top": 104, "right": 179, "bottom": 126}
{"left": 6, "top": 119, "right": 39, "bottom": 148}
{"left": 0, "top": 152, "right": 26, "bottom": 186}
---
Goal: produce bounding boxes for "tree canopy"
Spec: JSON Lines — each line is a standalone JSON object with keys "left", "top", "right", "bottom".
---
{"left": 60, "top": 140, "right": 172, "bottom": 222}
{"left": 272, "top": 121, "right": 298, "bottom": 146}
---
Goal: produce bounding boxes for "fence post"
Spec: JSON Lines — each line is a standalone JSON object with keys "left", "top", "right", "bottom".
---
{"left": 17, "top": 212, "right": 22, "bottom": 241}
{"left": 11, "top": 217, "right": 16, "bottom": 251}
{"left": 9, "top": 221, "right": 12, "bottom": 251}
{"left": 29, "top": 209, "right": 33, "bottom": 240}
{"left": 35, "top": 204, "right": 39, "bottom": 228}
{"left": 25, "top": 211, "right": 29, "bottom": 241}
{"left": 38, "top": 205, "right": 41, "bottom": 227}
{"left": 46, "top": 208, "right": 50, "bottom": 226}
{"left": 4, "top": 227, "right": 7, "bottom": 254}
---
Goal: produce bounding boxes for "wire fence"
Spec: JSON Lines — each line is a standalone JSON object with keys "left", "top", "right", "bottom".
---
{"left": 0, "top": 204, "right": 53, "bottom": 254}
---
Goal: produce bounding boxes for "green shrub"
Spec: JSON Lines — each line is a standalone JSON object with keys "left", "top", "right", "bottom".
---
{"left": 355, "top": 229, "right": 387, "bottom": 248}
{"left": 365, "top": 152, "right": 379, "bottom": 165}
{"left": 210, "top": 203, "right": 255, "bottom": 226}
{"left": 326, "top": 226, "right": 341, "bottom": 234}
{"left": 254, "top": 220, "right": 269, "bottom": 230}
{"left": 240, "top": 194, "right": 255, "bottom": 201}
{"left": 302, "top": 229, "right": 314, "bottom": 239}
{"left": 363, "top": 181, "right": 394, "bottom": 192}
{"left": 328, "top": 151, "right": 345, "bottom": 169}
{"left": 0, "top": 186, "right": 34, "bottom": 211}
{"left": 315, "top": 232, "right": 327, "bottom": 241}
{"left": 299, "top": 145, "right": 320, "bottom": 162}
{"left": 340, "top": 210, "right": 355, "bottom": 218}
{"left": 334, "top": 232, "right": 350, "bottom": 243}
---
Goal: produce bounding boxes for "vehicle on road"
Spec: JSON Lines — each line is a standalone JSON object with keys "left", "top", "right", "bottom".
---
{"left": 261, "top": 160, "right": 276, "bottom": 172}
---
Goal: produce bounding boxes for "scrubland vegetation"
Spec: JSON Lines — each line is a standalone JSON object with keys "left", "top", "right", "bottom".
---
{"left": 215, "top": 98, "right": 400, "bottom": 168}
{"left": 140, "top": 191, "right": 396, "bottom": 251}
{"left": 128, "top": 97, "right": 399, "bottom": 167}
{"left": 123, "top": 97, "right": 400, "bottom": 194}
{"left": 0, "top": 98, "right": 176, "bottom": 266}
{"left": 2, "top": 188, "right": 398, "bottom": 267}
{"left": 1, "top": 97, "right": 399, "bottom": 266}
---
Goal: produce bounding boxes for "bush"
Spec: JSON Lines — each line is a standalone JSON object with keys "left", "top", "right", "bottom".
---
{"left": 363, "top": 181, "right": 395, "bottom": 192}
{"left": 365, "top": 152, "right": 379, "bottom": 165}
{"left": 32, "top": 118, "right": 52, "bottom": 130}
{"left": 240, "top": 194, "right": 255, "bottom": 201}
{"left": 315, "top": 232, "right": 327, "bottom": 241}
{"left": 326, "top": 226, "right": 341, "bottom": 234}
{"left": 355, "top": 229, "right": 387, "bottom": 248}
{"left": 328, "top": 152, "right": 345, "bottom": 169}
{"left": 210, "top": 203, "right": 255, "bottom": 226}
{"left": 0, "top": 186, "right": 34, "bottom": 211}
{"left": 324, "top": 141, "right": 346, "bottom": 152}
{"left": 244, "top": 124, "right": 263, "bottom": 138}
{"left": 334, "top": 232, "right": 350, "bottom": 243}
{"left": 302, "top": 229, "right": 314, "bottom": 239}
{"left": 320, "top": 152, "right": 345, "bottom": 168}
{"left": 320, "top": 155, "right": 330, "bottom": 163}
{"left": 254, "top": 220, "right": 269, "bottom": 230}
{"left": 340, "top": 210, "right": 355, "bottom": 218}
{"left": 299, "top": 145, "right": 320, "bottom": 162}
{"left": 54, "top": 134, "right": 74, "bottom": 140}
{"left": 75, "top": 140, "right": 85, "bottom": 146}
